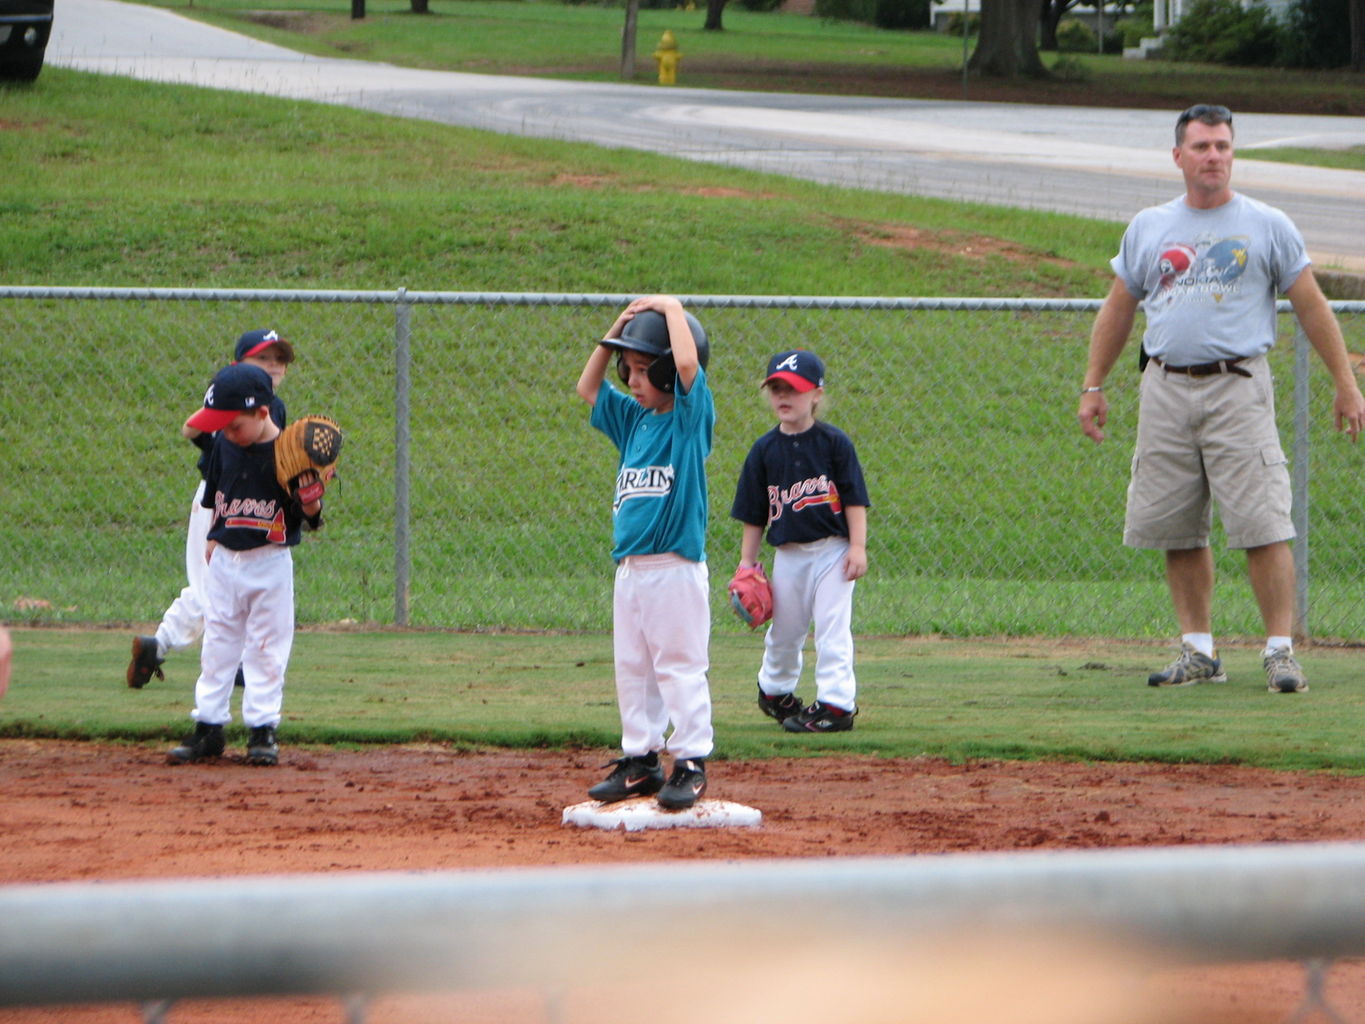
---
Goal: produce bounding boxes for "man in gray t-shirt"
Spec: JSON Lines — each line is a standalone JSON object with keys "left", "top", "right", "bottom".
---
{"left": 1076, "top": 104, "right": 1364, "bottom": 695}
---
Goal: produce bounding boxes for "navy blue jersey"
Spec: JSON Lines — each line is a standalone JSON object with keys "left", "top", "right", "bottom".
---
{"left": 194, "top": 395, "right": 286, "bottom": 479}
{"left": 731, "top": 420, "right": 870, "bottom": 547}
{"left": 200, "top": 429, "right": 309, "bottom": 550}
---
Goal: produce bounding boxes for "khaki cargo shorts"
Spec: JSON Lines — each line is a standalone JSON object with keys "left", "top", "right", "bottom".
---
{"left": 1123, "top": 354, "right": 1294, "bottom": 551}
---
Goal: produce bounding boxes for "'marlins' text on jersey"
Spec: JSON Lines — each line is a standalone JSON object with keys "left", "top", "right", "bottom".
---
{"left": 614, "top": 465, "right": 675, "bottom": 512}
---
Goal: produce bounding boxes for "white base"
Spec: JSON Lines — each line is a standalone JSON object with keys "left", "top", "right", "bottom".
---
{"left": 562, "top": 797, "right": 763, "bottom": 833}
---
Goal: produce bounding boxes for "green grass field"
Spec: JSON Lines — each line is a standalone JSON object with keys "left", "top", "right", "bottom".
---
{"left": 5, "top": 628, "right": 1364, "bottom": 771}
{"left": 4, "top": 22, "right": 1364, "bottom": 768}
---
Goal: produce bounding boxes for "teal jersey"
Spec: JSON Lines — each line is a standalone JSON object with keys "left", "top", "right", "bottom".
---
{"left": 590, "top": 368, "right": 714, "bottom": 563}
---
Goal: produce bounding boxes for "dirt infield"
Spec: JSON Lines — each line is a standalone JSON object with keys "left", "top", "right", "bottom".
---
{"left": 3, "top": 740, "right": 1364, "bottom": 1022}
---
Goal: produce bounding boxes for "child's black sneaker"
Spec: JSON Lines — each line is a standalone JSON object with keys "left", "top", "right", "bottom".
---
{"left": 246, "top": 725, "right": 279, "bottom": 766}
{"left": 657, "top": 758, "right": 707, "bottom": 811}
{"left": 782, "top": 701, "right": 857, "bottom": 733}
{"left": 756, "top": 686, "right": 804, "bottom": 724}
{"left": 588, "top": 753, "right": 664, "bottom": 803}
{"left": 167, "top": 722, "right": 225, "bottom": 764}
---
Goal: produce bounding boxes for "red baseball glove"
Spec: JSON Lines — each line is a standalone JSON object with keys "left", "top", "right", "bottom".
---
{"left": 728, "top": 564, "right": 773, "bottom": 630}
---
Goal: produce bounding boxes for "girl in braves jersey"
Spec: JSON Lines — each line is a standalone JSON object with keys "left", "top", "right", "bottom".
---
{"left": 731, "top": 348, "right": 870, "bottom": 733}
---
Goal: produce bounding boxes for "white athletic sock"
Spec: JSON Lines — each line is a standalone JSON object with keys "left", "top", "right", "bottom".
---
{"left": 1182, "top": 633, "right": 1215, "bottom": 658}
{"left": 1264, "top": 636, "right": 1293, "bottom": 658}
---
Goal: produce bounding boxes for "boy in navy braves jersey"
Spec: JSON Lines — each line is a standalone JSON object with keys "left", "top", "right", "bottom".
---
{"left": 126, "top": 329, "right": 294, "bottom": 690}
{"left": 731, "top": 349, "right": 870, "bottom": 733}
{"left": 166, "top": 363, "right": 323, "bottom": 767}
{"left": 575, "top": 295, "right": 715, "bottom": 810}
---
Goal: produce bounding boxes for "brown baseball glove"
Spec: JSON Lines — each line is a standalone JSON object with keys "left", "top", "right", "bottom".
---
{"left": 728, "top": 564, "right": 773, "bottom": 630}
{"left": 274, "top": 415, "right": 343, "bottom": 505}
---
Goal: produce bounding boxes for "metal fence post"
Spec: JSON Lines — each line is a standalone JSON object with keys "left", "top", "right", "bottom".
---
{"left": 1292, "top": 325, "right": 1310, "bottom": 643}
{"left": 394, "top": 289, "right": 412, "bottom": 627}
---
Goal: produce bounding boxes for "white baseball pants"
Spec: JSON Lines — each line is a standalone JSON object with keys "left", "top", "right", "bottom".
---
{"left": 758, "top": 536, "right": 858, "bottom": 713}
{"left": 154, "top": 482, "right": 211, "bottom": 657}
{"left": 191, "top": 544, "right": 294, "bottom": 729}
{"left": 612, "top": 553, "right": 713, "bottom": 760}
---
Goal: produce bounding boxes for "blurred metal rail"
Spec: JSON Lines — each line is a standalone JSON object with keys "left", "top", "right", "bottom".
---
{"left": 2, "top": 842, "right": 1365, "bottom": 1010}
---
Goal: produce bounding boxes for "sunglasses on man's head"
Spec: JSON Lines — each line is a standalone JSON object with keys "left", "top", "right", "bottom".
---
{"left": 1177, "top": 104, "right": 1233, "bottom": 126}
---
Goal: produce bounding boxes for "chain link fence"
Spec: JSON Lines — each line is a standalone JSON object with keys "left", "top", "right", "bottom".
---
{"left": 2, "top": 288, "right": 1361, "bottom": 641}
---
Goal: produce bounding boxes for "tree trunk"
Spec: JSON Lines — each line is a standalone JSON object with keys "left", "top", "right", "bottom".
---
{"left": 703, "top": 0, "right": 727, "bottom": 30}
{"left": 621, "top": 0, "right": 639, "bottom": 78}
{"left": 351, "top": 0, "right": 365, "bottom": 18}
{"left": 410, "top": 0, "right": 429, "bottom": 11}
{"left": 1039, "top": 0, "right": 1059, "bottom": 51}
{"left": 1351, "top": 0, "right": 1364, "bottom": 70}
{"left": 968, "top": 0, "right": 1047, "bottom": 76}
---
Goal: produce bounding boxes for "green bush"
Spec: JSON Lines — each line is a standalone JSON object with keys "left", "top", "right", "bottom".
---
{"left": 941, "top": 10, "right": 979, "bottom": 34}
{"left": 1114, "top": 15, "right": 1151, "bottom": 48}
{"left": 1056, "top": 18, "right": 1096, "bottom": 51}
{"left": 737, "top": 0, "right": 785, "bottom": 11}
{"left": 1278, "top": 0, "right": 1350, "bottom": 67}
{"left": 815, "top": 0, "right": 929, "bottom": 28}
{"left": 873, "top": 0, "right": 931, "bottom": 29}
{"left": 815, "top": 0, "right": 872, "bottom": 22}
{"left": 1165, "top": 0, "right": 1282, "bottom": 65}
{"left": 1050, "top": 53, "right": 1092, "bottom": 79}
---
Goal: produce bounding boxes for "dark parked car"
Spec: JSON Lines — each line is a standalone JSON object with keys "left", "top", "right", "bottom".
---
{"left": 0, "top": 0, "right": 53, "bottom": 82}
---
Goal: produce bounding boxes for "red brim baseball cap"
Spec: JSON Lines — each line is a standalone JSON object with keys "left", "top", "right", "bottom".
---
{"left": 234, "top": 328, "right": 295, "bottom": 364}
{"left": 763, "top": 349, "right": 825, "bottom": 392}
{"left": 763, "top": 370, "right": 819, "bottom": 393}
{"left": 185, "top": 406, "right": 242, "bottom": 433}
{"left": 186, "top": 363, "right": 274, "bottom": 433}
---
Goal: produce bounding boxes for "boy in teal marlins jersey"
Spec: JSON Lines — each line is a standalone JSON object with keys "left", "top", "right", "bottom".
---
{"left": 576, "top": 295, "right": 715, "bottom": 811}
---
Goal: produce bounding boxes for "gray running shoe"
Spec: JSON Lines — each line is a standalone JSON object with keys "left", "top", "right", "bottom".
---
{"left": 1264, "top": 649, "right": 1308, "bottom": 693}
{"left": 1147, "top": 643, "right": 1227, "bottom": 687}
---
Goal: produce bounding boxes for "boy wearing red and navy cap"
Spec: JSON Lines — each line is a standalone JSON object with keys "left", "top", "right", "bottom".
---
{"left": 165, "top": 361, "right": 322, "bottom": 767}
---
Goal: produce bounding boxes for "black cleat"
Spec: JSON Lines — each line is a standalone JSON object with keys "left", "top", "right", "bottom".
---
{"left": 168, "top": 722, "right": 225, "bottom": 764}
{"left": 588, "top": 753, "right": 664, "bottom": 803}
{"left": 657, "top": 758, "right": 708, "bottom": 811}
{"left": 782, "top": 700, "right": 857, "bottom": 733}
{"left": 757, "top": 686, "right": 804, "bottom": 724}
{"left": 127, "top": 636, "right": 165, "bottom": 689}
{"left": 246, "top": 725, "right": 279, "bottom": 766}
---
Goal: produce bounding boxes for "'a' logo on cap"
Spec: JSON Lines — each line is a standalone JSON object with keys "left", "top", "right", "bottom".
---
{"left": 776, "top": 354, "right": 800, "bottom": 372}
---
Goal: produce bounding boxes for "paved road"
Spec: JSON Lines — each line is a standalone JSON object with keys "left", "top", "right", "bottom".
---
{"left": 49, "top": 0, "right": 1365, "bottom": 269}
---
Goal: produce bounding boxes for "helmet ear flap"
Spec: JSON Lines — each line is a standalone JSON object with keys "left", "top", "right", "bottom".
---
{"left": 616, "top": 352, "right": 631, "bottom": 386}
{"left": 647, "top": 353, "right": 677, "bottom": 394}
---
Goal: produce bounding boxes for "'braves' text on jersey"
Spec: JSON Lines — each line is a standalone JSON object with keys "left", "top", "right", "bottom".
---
{"left": 732, "top": 420, "right": 870, "bottom": 546}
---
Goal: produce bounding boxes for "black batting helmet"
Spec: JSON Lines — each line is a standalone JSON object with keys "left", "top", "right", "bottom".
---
{"left": 603, "top": 309, "right": 710, "bottom": 394}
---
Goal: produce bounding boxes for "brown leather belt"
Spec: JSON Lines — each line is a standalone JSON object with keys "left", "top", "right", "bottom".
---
{"left": 1152, "top": 355, "right": 1252, "bottom": 378}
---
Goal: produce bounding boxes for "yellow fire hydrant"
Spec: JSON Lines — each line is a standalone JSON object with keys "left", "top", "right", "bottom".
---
{"left": 652, "top": 30, "right": 681, "bottom": 85}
